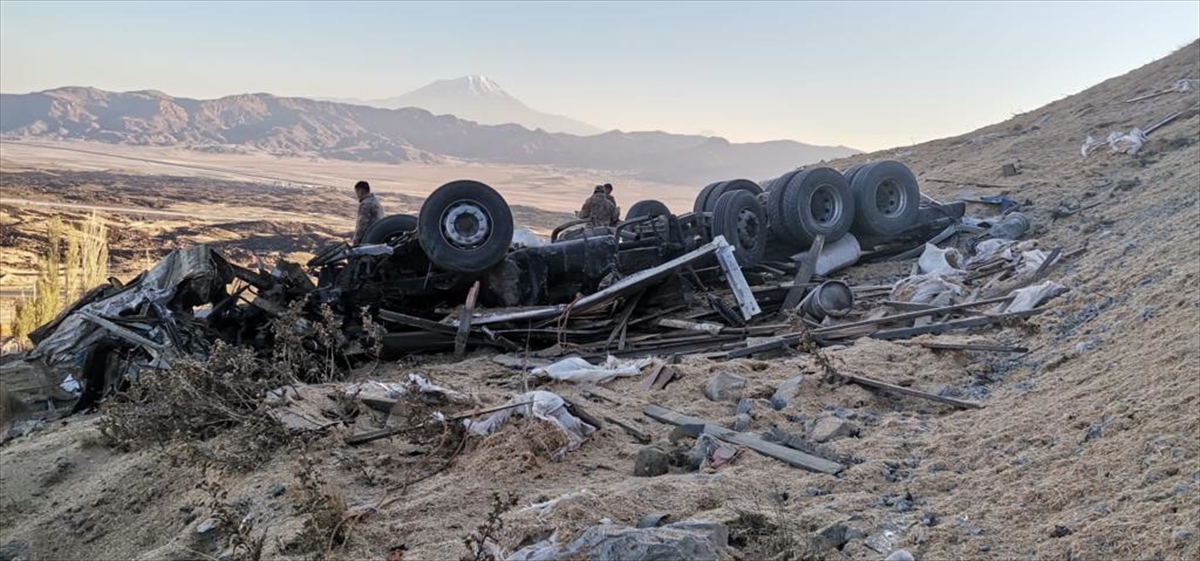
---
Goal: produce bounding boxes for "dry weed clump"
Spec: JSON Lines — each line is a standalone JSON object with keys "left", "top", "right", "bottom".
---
{"left": 281, "top": 454, "right": 352, "bottom": 560}
{"left": 198, "top": 478, "right": 267, "bottom": 561}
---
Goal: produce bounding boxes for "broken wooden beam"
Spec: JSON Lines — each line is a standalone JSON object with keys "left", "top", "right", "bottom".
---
{"left": 870, "top": 307, "right": 1046, "bottom": 340}
{"left": 643, "top": 404, "right": 844, "bottom": 474}
{"left": 899, "top": 341, "right": 1029, "bottom": 353}
{"left": 604, "top": 415, "right": 651, "bottom": 444}
{"left": 378, "top": 309, "right": 458, "bottom": 335}
{"left": 345, "top": 401, "right": 532, "bottom": 446}
{"left": 779, "top": 234, "right": 825, "bottom": 313}
{"left": 836, "top": 372, "right": 982, "bottom": 410}
{"left": 814, "top": 295, "right": 1016, "bottom": 337}
{"left": 454, "top": 281, "right": 480, "bottom": 357}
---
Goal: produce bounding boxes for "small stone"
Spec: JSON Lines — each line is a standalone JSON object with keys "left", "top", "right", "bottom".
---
{"left": 768, "top": 491, "right": 789, "bottom": 504}
{"left": 1173, "top": 527, "right": 1194, "bottom": 542}
{"left": 770, "top": 375, "right": 804, "bottom": 410}
{"left": 0, "top": 542, "right": 31, "bottom": 561}
{"left": 805, "top": 487, "right": 824, "bottom": 497}
{"left": 732, "top": 414, "right": 751, "bottom": 432}
{"left": 268, "top": 485, "right": 286, "bottom": 498}
{"left": 636, "top": 512, "right": 671, "bottom": 529}
{"left": 704, "top": 372, "right": 746, "bottom": 402}
{"left": 893, "top": 499, "right": 914, "bottom": 513}
{"left": 818, "top": 523, "right": 850, "bottom": 549}
{"left": 1050, "top": 525, "right": 1072, "bottom": 538}
{"left": 811, "top": 417, "right": 856, "bottom": 443}
{"left": 634, "top": 447, "right": 670, "bottom": 477}
{"left": 735, "top": 398, "right": 755, "bottom": 416}
{"left": 885, "top": 549, "right": 916, "bottom": 561}
{"left": 196, "top": 518, "right": 220, "bottom": 535}
{"left": 920, "top": 511, "right": 939, "bottom": 527}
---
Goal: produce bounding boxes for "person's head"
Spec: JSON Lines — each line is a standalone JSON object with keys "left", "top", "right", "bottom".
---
{"left": 603, "top": 183, "right": 613, "bottom": 194}
{"left": 354, "top": 180, "right": 370, "bottom": 201}
{"left": 593, "top": 185, "right": 605, "bottom": 195}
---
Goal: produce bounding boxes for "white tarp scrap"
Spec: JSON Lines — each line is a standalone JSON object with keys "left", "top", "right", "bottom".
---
{"left": 1001, "top": 281, "right": 1069, "bottom": 313}
{"left": 917, "top": 244, "right": 965, "bottom": 277}
{"left": 464, "top": 391, "right": 596, "bottom": 457}
{"left": 512, "top": 228, "right": 547, "bottom": 248}
{"left": 532, "top": 356, "right": 653, "bottom": 384}
{"left": 342, "top": 373, "right": 467, "bottom": 402}
{"left": 1107, "top": 128, "right": 1148, "bottom": 155}
{"left": 1015, "top": 249, "right": 1051, "bottom": 276}
{"left": 890, "top": 273, "right": 966, "bottom": 306}
{"left": 517, "top": 490, "right": 597, "bottom": 520}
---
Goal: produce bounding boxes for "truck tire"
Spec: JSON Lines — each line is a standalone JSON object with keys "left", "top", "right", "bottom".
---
{"left": 703, "top": 179, "right": 761, "bottom": 214}
{"left": 362, "top": 214, "right": 418, "bottom": 245}
{"left": 711, "top": 189, "right": 766, "bottom": 266}
{"left": 418, "top": 180, "right": 514, "bottom": 274}
{"left": 849, "top": 161, "right": 920, "bottom": 237}
{"left": 626, "top": 199, "right": 671, "bottom": 220}
{"left": 693, "top": 181, "right": 725, "bottom": 215}
{"left": 766, "top": 169, "right": 804, "bottom": 243}
{"left": 780, "top": 167, "right": 855, "bottom": 245}
{"left": 842, "top": 163, "right": 869, "bottom": 186}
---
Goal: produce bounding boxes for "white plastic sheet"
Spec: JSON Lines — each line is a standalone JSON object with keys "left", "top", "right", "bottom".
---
{"left": 532, "top": 355, "right": 653, "bottom": 384}
{"left": 1002, "top": 281, "right": 1068, "bottom": 313}
{"left": 512, "top": 228, "right": 547, "bottom": 248}
{"left": 1107, "top": 128, "right": 1148, "bottom": 155}
{"left": 917, "top": 244, "right": 965, "bottom": 276}
{"left": 890, "top": 273, "right": 965, "bottom": 306}
{"left": 464, "top": 391, "right": 596, "bottom": 457}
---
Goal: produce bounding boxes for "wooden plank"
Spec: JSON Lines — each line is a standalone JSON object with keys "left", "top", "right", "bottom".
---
{"left": 643, "top": 404, "right": 843, "bottom": 474}
{"left": 640, "top": 361, "right": 667, "bottom": 390}
{"left": 651, "top": 366, "right": 678, "bottom": 390}
{"left": 780, "top": 234, "right": 825, "bottom": 313}
{"left": 345, "top": 401, "right": 531, "bottom": 446}
{"left": 378, "top": 309, "right": 457, "bottom": 335}
{"left": 899, "top": 341, "right": 1029, "bottom": 353}
{"left": 813, "top": 295, "right": 1015, "bottom": 336}
{"left": 604, "top": 415, "right": 651, "bottom": 444}
{"left": 561, "top": 396, "right": 605, "bottom": 430}
{"left": 870, "top": 307, "right": 1046, "bottom": 340}
{"left": 454, "top": 281, "right": 480, "bottom": 357}
{"left": 605, "top": 291, "right": 644, "bottom": 351}
{"left": 836, "top": 372, "right": 982, "bottom": 410}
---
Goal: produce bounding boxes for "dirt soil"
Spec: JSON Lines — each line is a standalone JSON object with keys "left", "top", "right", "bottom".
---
{"left": 1, "top": 42, "right": 1198, "bottom": 561}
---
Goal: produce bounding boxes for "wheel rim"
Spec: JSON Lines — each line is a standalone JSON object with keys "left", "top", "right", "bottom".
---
{"left": 441, "top": 200, "right": 491, "bottom": 249}
{"left": 875, "top": 179, "right": 908, "bottom": 217}
{"left": 735, "top": 208, "right": 760, "bottom": 248}
{"left": 809, "top": 183, "right": 844, "bottom": 226}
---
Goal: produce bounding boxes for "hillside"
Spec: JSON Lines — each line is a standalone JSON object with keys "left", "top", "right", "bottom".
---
{"left": 0, "top": 42, "right": 1197, "bottom": 561}
{"left": 0, "top": 87, "right": 856, "bottom": 184}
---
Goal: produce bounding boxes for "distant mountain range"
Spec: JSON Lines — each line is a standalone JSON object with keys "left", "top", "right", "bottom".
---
{"left": 0, "top": 85, "right": 859, "bottom": 184}
{"left": 321, "top": 75, "right": 604, "bottom": 136}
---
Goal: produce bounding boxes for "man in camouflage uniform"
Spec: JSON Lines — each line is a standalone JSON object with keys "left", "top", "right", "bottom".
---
{"left": 577, "top": 185, "right": 618, "bottom": 227}
{"left": 352, "top": 180, "right": 385, "bottom": 245}
{"left": 603, "top": 183, "right": 621, "bottom": 225}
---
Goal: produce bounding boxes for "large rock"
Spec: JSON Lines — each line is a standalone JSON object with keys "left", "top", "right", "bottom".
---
{"left": 634, "top": 447, "right": 671, "bottom": 477}
{"left": 885, "top": 549, "right": 917, "bottom": 561}
{"left": 554, "top": 521, "right": 727, "bottom": 561}
{"left": 704, "top": 372, "right": 746, "bottom": 402}
{"left": 811, "top": 417, "right": 856, "bottom": 443}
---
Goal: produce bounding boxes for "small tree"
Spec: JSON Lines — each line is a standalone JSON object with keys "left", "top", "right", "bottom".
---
{"left": 79, "top": 212, "right": 109, "bottom": 292}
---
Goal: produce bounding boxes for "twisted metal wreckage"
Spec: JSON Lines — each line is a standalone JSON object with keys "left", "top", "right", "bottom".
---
{"left": 8, "top": 161, "right": 1069, "bottom": 428}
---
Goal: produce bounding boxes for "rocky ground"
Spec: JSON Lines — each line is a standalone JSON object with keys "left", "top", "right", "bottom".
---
{"left": 0, "top": 42, "right": 1197, "bottom": 561}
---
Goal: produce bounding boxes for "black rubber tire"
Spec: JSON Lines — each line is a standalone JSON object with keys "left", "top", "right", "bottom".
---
{"left": 711, "top": 189, "right": 766, "bottom": 266}
{"left": 779, "top": 167, "right": 856, "bottom": 245}
{"left": 626, "top": 199, "right": 671, "bottom": 219}
{"left": 849, "top": 161, "right": 920, "bottom": 237}
{"left": 703, "top": 179, "right": 762, "bottom": 214}
{"left": 418, "top": 180, "right": 514, "bottom": 274}
{"left": 842, "top": 163, "right": 869, "bottom": 187}
{"left": 766, "top": 169, "right": 804, "bottom": 243}
{"left": 362, "top": 214, "right": 418, "bottom": 245}
{"left": 693, "top": 181, "right": 725, "bottom": 215}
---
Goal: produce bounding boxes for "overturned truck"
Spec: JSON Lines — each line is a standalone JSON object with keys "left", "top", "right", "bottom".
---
{"left": 10, "top": 161, "right": 965, "bottom": 414}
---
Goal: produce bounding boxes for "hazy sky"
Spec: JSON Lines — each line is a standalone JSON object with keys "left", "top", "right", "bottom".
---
{"left": 2, "top": 1, "right": 1197, "bottom": 151}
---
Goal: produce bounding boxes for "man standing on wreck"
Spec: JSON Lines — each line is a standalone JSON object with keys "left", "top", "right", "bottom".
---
{"left": 352, "top": 180, "right": 385, "bottom": 246}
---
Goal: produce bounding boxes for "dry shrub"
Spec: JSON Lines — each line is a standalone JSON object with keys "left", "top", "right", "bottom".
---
{"left": 98, "top": 341, "right": 293, "bottom": 469}
{"left": 466, "top": 418, "right": 571, "bottom": 474}
{"left": 282, "top": 454, "right": 351, "bottom": 560}
{"left": 198, "top": 478, "right": 267, "bottom": 561}
{"left": 462, "top": 492, "right": 518, "bottom": 561}
{"left": 270, "top": 300, "right": 346, "bottom": 384}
